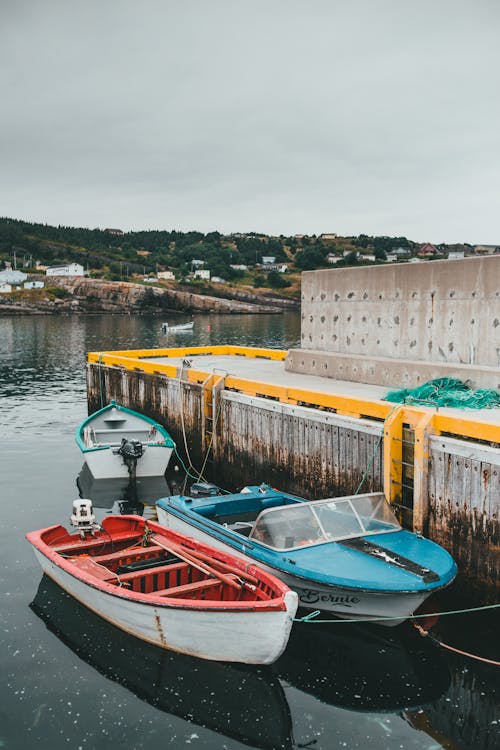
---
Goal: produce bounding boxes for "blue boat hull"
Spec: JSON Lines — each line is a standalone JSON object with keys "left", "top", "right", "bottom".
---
{"left": 156, "top": 506, "right": 432, "bottom": 625}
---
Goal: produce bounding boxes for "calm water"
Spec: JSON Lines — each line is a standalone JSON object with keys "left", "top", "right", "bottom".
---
{"left": 0, "top": 313, "right": 498, "bottom": 750}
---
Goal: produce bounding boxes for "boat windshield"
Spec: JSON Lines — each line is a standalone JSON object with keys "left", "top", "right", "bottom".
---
{"left": 249, "top": 493, "right": 401, "bottom": 550}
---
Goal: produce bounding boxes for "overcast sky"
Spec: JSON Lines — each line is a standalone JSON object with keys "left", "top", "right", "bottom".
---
{"left": 1, "top": 1, "right": 499, "bottom": 243}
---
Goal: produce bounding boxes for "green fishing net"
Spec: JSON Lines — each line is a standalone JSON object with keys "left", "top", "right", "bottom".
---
{"left": 384, "top": 377, "right": 500, "bottom": 409}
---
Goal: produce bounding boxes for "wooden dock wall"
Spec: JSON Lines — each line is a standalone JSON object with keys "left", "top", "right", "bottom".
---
{"left": 428, "top": 435, "right": 500, "bottom": 601}
{"left": 86, "top": 363, "right": 499, "bottom": 602}
{"left": 213, "top": 391, "right": 383, "bottom": 498}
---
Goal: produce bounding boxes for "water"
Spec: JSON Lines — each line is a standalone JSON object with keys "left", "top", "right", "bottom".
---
{"left": 0, "top": 313, "right": 498, "bottom": 750}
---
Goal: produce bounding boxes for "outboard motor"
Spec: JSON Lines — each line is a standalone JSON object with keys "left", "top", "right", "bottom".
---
{"left": 118, "top": 437, "right": 145, "bottom": 477}
{"left": 70, "top": 499, "right": 99, "bottom": 538}
{"left": 189, "top": 482, "right": 220, "bottom": 497}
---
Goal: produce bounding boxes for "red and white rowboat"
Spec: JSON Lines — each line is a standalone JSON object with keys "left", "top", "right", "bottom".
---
{"left": 26, "top": 515, "right": 298, "bottom": 664}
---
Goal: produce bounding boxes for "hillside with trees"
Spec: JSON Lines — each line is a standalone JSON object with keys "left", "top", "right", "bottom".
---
{"left": 0, "top": 217, "right": 470, "bottom": 302}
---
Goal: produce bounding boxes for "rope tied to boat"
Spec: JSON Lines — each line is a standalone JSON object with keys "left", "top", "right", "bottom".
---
{"left": 141, "top": 526, "right": 153, "bottom": 547}
{"left": 97, "top": 352, "right": 105, "bottom": 409}
{"left": 294, "top": 603, "right": 500, "bottom": 666}
{"left": 412, "top": 622, "right": 500, "bottom": 667}
{"left": 293, "top": 602, "right": 500, "bottom": 625}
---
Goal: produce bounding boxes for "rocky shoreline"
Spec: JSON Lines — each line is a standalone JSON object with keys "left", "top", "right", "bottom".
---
{"left": 0, "top": 277, "right": 295, "bottom": 316}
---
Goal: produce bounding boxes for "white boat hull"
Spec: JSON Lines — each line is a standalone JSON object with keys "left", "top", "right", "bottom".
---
{"left": 84, "top": 445, "right": 173, "bottom": 479}
{"left": 32, "top": 549, "right": 297, "bottom": 664}
{"left": 157, "top": 507, "right": 428, "bottom": 626}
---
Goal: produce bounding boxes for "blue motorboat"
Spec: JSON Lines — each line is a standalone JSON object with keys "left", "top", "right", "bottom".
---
{"left": 156, "top": 485, "right": 457, "bottom": 625}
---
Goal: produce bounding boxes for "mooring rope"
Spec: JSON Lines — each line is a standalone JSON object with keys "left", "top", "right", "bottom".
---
{"left": 294, "top": 603, "right": 500, "bottom": 666}
{"left": 294, "top": 602, "right": 500, "bottom": 625}
{"left": 412, "top": 622, "right": 500, "bottom": 666}
{"left": 97, "top": 352, "right": 105, "bottom": 409}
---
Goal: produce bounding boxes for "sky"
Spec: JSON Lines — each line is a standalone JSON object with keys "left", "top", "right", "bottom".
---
{"left": 1, "top": 0, "right": 499, "bottom": 243}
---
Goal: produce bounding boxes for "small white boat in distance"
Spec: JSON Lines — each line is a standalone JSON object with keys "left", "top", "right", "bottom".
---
{"left": 161, "top": 321, "right": 194, "bottom": 333}
{"left": 76, "top": 401, "right": 175, "bottom": 480}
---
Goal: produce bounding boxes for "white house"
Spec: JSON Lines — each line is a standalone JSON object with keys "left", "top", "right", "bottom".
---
{"left": 474, "top": 245, "right": 499, "bottom": 255}
{"left": 262, "top": 256, "right": 276, "bottom": 265}
{"left": 191, "top": 259, "right": 205, "bottom": 268}
{"left": 230, "top": 264, "right": 248, "bottom": 271}
{"left": 143, "top": 276, "right": 158, "bottom": 283}
{"left": 0, "top": 282, "right": 12, "bottom": 294}
{"left": 24, "top": 280, "right": 45, "bottom": 289}
{"left": 158, "top": 270, "right": 175, "bottom": 280}
{"left": 0, "top": 269, "right": 27, "bottom": 285}
{"left": 448, "top": 250, "right": 465, "bottom": 260}
{"left": 211, "top": 276, "right": 226, "bottom": 283}
{"left": 193, "top": 269, "right": 210, "bottom": 281}
{"left": 46, "top": 263, "right": 85, "bottom": 277}
{"left": 326, "top": 253, "right": 341, "bottom": 264}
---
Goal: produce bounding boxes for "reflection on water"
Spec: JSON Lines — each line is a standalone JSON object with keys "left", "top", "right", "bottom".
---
{"left": 76, "top": 463, "right": 171, "bottom": 515}
{"left": 276, "top": 620, "right": 450, "bottom": 712}
{"left": 31, "top": 575, "right": 455, "bottom": 750}
{"left": 0, "top": 312, "right": 300, "bottom": 437}
{"left": 1, "top": 313, "right": 499, "bottom": 750}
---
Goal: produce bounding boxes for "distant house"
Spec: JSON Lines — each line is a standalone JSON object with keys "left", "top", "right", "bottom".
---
{"left": 445, "top": 243, "right": 470, "bottom": 255}
{"left": 262, "top": 256, "right": 276, "bottom": 265}
{"left": 474, "top": 244, "right": 499, "bottom": 255}
{"left": 448, "top": 250, "right": 465, "bottom": 260}
{"left": 387, "top": 247, "right": 411, "bottom": 262}
{"left": 143, "top": 276, "right": 158, "bottom": 283}
{"left": 157, "top": 270, "right": 175, "bottom": 280}
{"left": 46, "top": 263, "right": 85, "bottom": 277}
{"left": 342, "top": 249, "right": 359, "bottom": 258}
{"left": 326, "top": 253, "right": 342, "bottom": 264}
{"left": 191, "top": 259, "right": 205, "bottom": 268}
{"left": 211, "top": 276, "right": 226, "bottom": 283}
{"left": 360, "top": 253, "right": 376, "bottom": 262}
{"left": 0, "top": 282, "right": 12, "bottom": 294}
{"left": 261, "top": 263, "right": 288, "bottom": 273}
{"left": 320, "top": 233, "right": 337, "bottom": 240}
{"left": 104, "top": 228, "right": 124, "bottom": 236}
{"left": 417, "top": 243, "right": 439, "bottom": 258}
{"left": 294, "top": 234, "right": 306, "bottom": 239}
{"left": 24, "top": 280, "right": 44, "bottom": 289}
{"left": 0, "top": 269, "right": 28, "bottom": 284}
{"left": 230, "top": 264, "right": 248, "bottom": 271}
{"left": 193, "top": 269, "right": 210, "bottom": 280}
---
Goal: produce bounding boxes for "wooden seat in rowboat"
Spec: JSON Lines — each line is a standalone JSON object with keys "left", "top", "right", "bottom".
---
{"left": 69, "top": 556, "right": 120, "bottom": 582}
{"left": 52, "top": 531, "right": 142, "bottom": 555}
{"left": 155, "top": 578, "right": 224, "bottom": 597}
{"left": 92, "top": 545, "right": 165, "bottom": 564}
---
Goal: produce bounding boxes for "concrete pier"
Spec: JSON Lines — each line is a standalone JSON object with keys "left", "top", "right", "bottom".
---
{"left": 86, "top": 343, "right": 500, "bottom": 603}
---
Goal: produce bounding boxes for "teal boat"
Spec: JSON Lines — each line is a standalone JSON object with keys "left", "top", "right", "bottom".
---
{"left": 76, "top": 401, "right": 175, "bottom": 479}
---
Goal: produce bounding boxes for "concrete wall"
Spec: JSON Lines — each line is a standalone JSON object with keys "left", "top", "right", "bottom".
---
{"left": 287, "top": 256, "right": 500, "bottom": 388}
